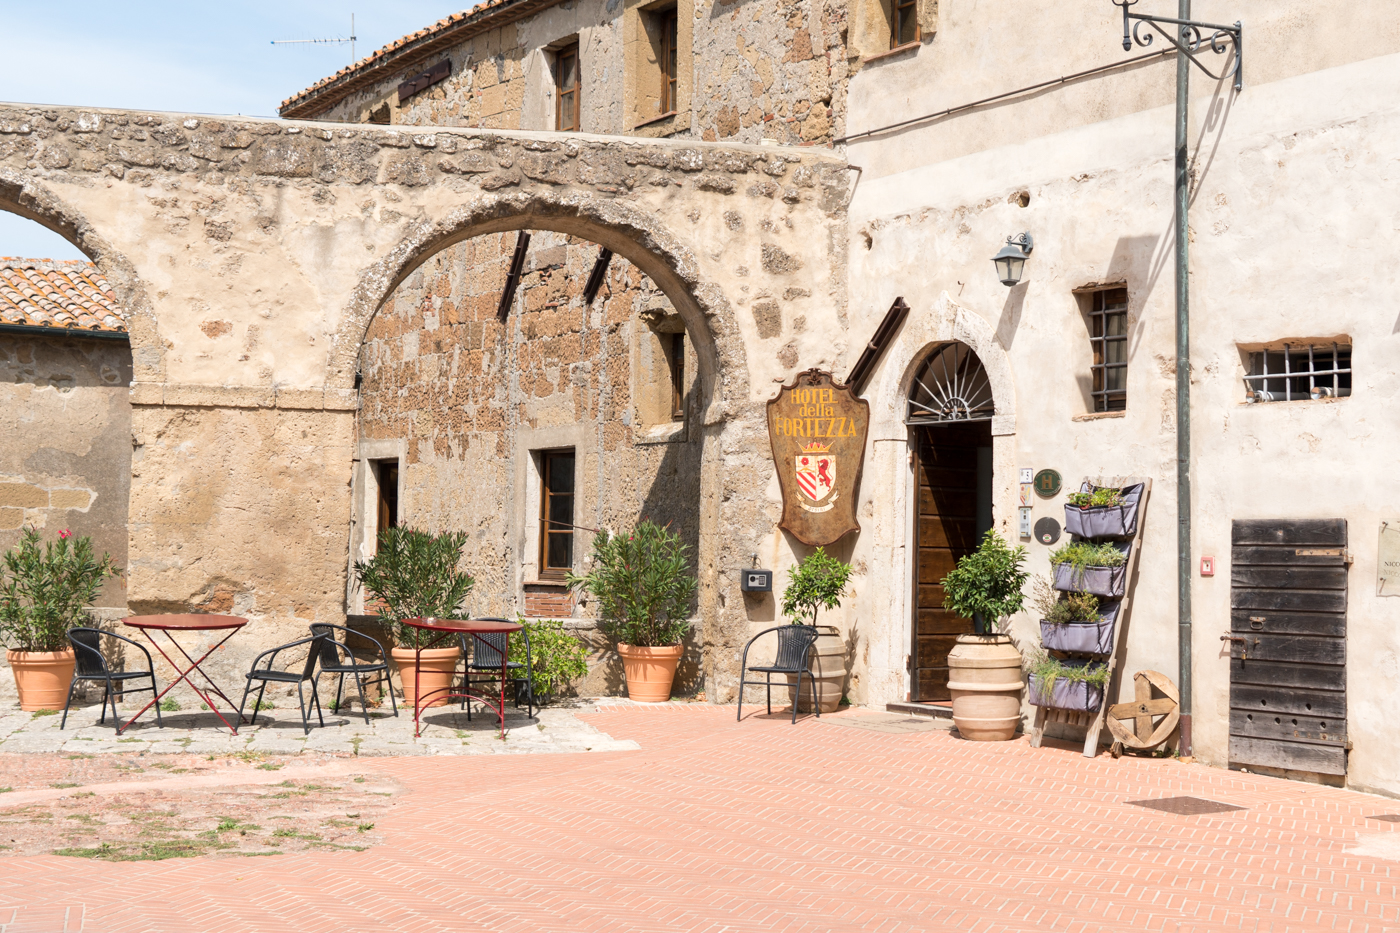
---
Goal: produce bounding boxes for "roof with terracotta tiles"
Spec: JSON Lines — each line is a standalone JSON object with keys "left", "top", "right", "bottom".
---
{"left": 280, "top": 0, "right": 563, "bottom": 120}
{"left": 0, "top": 258, "right": 126, "bottom": 335}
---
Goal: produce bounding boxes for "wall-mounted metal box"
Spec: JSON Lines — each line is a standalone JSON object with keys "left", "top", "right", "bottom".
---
{"left": 740, "top": 569, "right": 773, "bottom": 592}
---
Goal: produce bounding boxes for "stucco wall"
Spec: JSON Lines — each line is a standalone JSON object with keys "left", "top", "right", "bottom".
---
{"left": 0, "top": 332, "right": 131, "bottom": 611}
{"left": 843, "top": 0, "right": 1400, "bottom": 794}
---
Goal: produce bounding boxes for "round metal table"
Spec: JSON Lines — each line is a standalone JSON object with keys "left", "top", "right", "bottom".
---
{"left": 120, "top": 614, "right": 248, "bottom": 734}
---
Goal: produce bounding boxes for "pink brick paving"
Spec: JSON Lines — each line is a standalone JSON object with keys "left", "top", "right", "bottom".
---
{"left": 0, "top": 705, "right": 1397, "bottom": 932}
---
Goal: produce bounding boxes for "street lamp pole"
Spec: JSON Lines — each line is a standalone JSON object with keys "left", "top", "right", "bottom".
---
{"left": 1113, "top": 0, "right": 1241, "bottom": 758}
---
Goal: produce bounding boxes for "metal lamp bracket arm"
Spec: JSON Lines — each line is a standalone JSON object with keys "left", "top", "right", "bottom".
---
{"left": 1114, "top": 0, "right": 1242, "bottom": 90}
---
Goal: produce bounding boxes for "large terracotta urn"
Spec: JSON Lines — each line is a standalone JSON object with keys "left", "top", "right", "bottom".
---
{"left": 617, "top": 644, "right": 683, "bottom": 702}
{"left": 786, "top": 627, "right": 847, "bottom": 713}
{"left": 390, "top": 645, "right": 461, "bottom": 709}
{"left": 8, "top": 648, "right": 77, "bottom": 712}
{"left": 946, "top": 634, "right": 1024, "bottom": 741}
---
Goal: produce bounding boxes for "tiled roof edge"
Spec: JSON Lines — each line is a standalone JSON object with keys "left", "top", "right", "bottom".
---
{"left": 279, "top": 0, "right": 564, "bottom": 120}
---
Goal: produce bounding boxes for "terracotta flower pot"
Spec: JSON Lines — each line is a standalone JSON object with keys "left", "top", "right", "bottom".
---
{"left": 946, "top": 633, "right": 1024, "bottom": 741}
{"left": 8, "top": 648, "right": 76, "bottom": 712}
{"left": 390, "top": 645, "right": 461, "bottom": 709}
{"left": 617, "top": 644, "right": 683, "bottom": 703}
{"left": 785, "top": 627, "right": 847, "bottom": 713}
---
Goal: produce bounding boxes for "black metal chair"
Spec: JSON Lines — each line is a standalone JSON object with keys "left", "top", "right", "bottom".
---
{"left": 62, "top": 627, "right": 162, "bottom": 731}
{"left": 459, "top": 618, "right": 535, "bottom": 720}
{"left": 238, "top": 633, "right": 328, "bottom": 735}
{"left": 736, "top": 624, "right": 821, "bottom": 724}
{"left": 309, "top": 623, "right": 398, "bottom": 724}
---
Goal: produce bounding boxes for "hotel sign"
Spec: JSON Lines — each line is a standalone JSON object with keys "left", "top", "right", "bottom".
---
{"left": 767, "top": 369, "right": 870, "bottom": 547}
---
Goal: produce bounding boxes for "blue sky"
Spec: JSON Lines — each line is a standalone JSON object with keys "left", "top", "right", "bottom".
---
{"left": 0, "top": 1, "right": 472, "bottom": 260}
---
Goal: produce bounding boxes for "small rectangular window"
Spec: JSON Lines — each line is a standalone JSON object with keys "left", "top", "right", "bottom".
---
{"left": 1245, "top": 343, "right": 1352, "bottom": 402}
{"left": 539, "top": 450, "right": 575, "bottom": 580}
{"left": 893, "top": 0, "right": 920, "bottom": 47}
{"left": 1089, "top": 288, "right": 1128, "bottom": 412}
{"left": 669, "top": 332, "right": 685, "bottom": 420}
{"left": 659, "top": 9, "right": 679, "bottom": 115}
{"left": 555, "top": 43, "right": 581, "bottom": 132}
{"left": 375, "top": 460, "right": 399, "bottom": 535}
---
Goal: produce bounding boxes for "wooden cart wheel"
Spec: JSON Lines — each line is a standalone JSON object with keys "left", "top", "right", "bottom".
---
{"left": 1106, "top": 670, "right": 1180, "bottom": 757}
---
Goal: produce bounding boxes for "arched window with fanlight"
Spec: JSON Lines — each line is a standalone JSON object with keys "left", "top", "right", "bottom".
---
{"left": 906, "top": 341, "right": 996, "bottom": 425}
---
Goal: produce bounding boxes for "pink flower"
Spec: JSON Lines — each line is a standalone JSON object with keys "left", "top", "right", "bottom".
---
{"left": 58, "top": 530, "right": 71, "bottom": 540}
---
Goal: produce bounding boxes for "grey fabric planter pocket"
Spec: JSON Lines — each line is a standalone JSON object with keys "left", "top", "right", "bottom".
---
{"left": 1040, "top": 602, "right": 1119, "bottom": 655}
{"left": 1028, "top": 669, "right": 1105, "bottom": 711}
{"left": 1052, "top": 542, "right": 1130, "bottom": 597}
{"left": 1064, "top": 483, "right": 1144, "bottom": 539}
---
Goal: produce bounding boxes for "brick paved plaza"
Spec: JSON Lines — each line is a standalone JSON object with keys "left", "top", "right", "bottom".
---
{"left": 0, "top": 704, "right": 1395, "bottom": 932}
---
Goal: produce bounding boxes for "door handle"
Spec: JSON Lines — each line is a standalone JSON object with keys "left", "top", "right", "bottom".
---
{"left": 1221, "top": 634, "right": 1247, "bottom": 660}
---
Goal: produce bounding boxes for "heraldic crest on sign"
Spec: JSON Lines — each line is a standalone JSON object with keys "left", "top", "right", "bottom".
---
{"left": 767, "top": 369, "right": 870, "bottom": 546}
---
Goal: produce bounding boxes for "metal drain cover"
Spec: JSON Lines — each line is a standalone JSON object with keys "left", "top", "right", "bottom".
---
{"left": 1367, "top": 814, "right": 1400, "bottom": 823}
{"left": 1126, "top": 796, "right": 1246, "bottom": 815}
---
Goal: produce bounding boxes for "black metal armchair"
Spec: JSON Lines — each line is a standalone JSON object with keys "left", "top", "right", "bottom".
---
{"left": 736, "top": 624, "right": 821, "bottom": 724}
{"left": 309, "top": 623, "right": 398, "bottom": 724}
{"left": 460, "top": 618, "right": 535, "bottom": 720}
{"left": 62, "top": 627, "right": 162, "bottom": 731}
{"left": 238, "top": 633, "right": 328, "bottom": 735}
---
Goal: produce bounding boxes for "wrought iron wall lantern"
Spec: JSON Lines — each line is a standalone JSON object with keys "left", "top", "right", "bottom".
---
{"left": 1114, "top": 0, "right": 1242, "bottom": 90}
{"left": 992, "top": 233, "right": 1034, "bottom": 287}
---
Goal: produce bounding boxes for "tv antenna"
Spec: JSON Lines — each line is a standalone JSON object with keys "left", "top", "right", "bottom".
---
{"left": 272, "top": 14, "right": 358, "bottom": 65}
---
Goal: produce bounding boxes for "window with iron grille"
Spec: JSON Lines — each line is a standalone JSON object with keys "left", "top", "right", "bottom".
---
{"left": 892, "top": 0, "right": 920, "bottom": 46}
{"left": 1088, "top": 287, "right": 1128, "bottom": 412}
{"left": 1244, "top": 343, "right": 1352, "bottom": 402}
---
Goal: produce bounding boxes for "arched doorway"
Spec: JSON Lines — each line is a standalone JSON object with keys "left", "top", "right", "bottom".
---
{"left": 907, "top": 341, "right": 995, "bottom": 703}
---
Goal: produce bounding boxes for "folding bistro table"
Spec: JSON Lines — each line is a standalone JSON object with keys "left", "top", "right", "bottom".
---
{"left": 119, "top": 614, "right": 248, "bottom": 735}
{"left": 400, "top": 617, "right": 521, "bottom": 738}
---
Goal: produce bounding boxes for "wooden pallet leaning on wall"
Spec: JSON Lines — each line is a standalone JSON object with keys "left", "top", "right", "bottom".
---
{"left": 1029, "top": 477, "right": 1152, "bottom": 758}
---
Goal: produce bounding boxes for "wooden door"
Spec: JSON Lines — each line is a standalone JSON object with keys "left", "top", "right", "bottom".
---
{"left": 912, "top": 422, "right": 990, "bottom": 701}
{"left": 1229, "top": 519, "right": 1348, "bottom": 776}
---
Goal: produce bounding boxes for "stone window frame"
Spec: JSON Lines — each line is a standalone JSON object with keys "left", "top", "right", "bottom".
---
{"left": 625, "top": 0, "right": 693, "bottom": 138}
{"left": 515, "top": 424, "right": 593, "bottom": 589}
{"left": 538, "top": 448, "right": 577, "bottom": 583}
{"left": 848, "top": 0, "right": 937, "bottom": 69}
{"left": 633, "top": 301, "right": 693, "bottom": 444}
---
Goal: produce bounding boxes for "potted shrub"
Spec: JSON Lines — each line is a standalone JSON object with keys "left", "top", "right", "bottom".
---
{"left": 568, "top": 519, "right": 696, "bottom": 703}
{"left": 0, "top": 527, "right": 120, "bottom": 711}
{"left": 1030, "top": 578, "right": 1118, "bottom": 656}
{"left": 779, "top": 548, "right": 852, "bottom": 713}
{"left": 353, "top": 527, "right": 475, "bottom": 709}
{"left": 940, "top": 530, "right": 1029, "bottom": 741}
{"left": 1063, "top": 483, "right": 1144, "bottom": 539}
{"left": 507, "top": 616, "right": 590, "bottom": 706}
{"left": 1026, "top": 651, "right": 1110, "bottom": 711}
{"left": 1049, "top": 540, "right": 1130, "bottom": 598}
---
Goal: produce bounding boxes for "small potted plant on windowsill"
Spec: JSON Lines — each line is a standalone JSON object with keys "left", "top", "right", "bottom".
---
{"left": 568, "top": 519, "right": 696, "bottom": 703}
{"left": 0, "top": 527, "right": 120, "bottom": 711}
{"left": 779, "top": 548, "right": 853, "bottom": 714}
{"left": 940, "top": 530, "right": 1029, "bottom": 742}
{"left": 1049, "top": 540, "right": 1131, "bottom": 598}
{"left": 1063, "top": 482, "right": 1144, "bottom": 539}
{"left": 1026, "top": 651, "right": 1110, "bottom": 712}
{"left": 353, "top": 527, "right": 475, "bottom": 709}
{"left": 1030, "top": 578, "right": 1118, "bottom": 656}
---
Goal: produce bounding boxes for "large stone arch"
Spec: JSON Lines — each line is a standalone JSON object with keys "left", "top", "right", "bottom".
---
{"left": 332, "top": 189, "right": 748, "bottom": 422}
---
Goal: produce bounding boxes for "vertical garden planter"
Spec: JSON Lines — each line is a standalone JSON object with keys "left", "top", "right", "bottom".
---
{"left": 1063, "top": 483, "right": 1144, "bottom": 539}
{"left": 1052, "top": 541, "right": 1131, "bottom": 598}
{"left": 1039, "top": 601, "right": 1121, "bottom": 655}
{"left": 1028, "top": 662, "right": 1107, "bottom": 712}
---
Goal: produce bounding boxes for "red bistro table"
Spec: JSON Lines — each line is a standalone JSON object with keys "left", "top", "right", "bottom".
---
{"left": 400, "top": 617, "right": 522, "bottom": 739}
{"left": 119, "top": 614, "right": 248, "bottom": 735}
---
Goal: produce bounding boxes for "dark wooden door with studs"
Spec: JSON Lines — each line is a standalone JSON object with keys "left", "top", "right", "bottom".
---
{"left": 1228, "top": 519, "right": 1348, "bottom": 776}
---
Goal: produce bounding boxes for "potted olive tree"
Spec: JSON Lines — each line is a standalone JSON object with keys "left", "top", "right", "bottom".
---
{"left": 940, "top": 530, "right": 1029, "bottom": 742}
{"left": 0, "top": 527, "right": 120, "bottom": 711}
{"left": 353, "top": 527, "right": 475, "bottom": 709}
{"left": 779, "top": 548, "right": 852, "bottom": 713}
{"left": 568, "top": 519, "right": 696, "bottom": 702}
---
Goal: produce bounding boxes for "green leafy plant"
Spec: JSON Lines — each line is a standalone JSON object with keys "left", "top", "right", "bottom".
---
{"left": 507, "top": 616, "right": 590, "bottom": 700}
{"left": 1025, "top": 649, "right": 1110, "bottom": 699}
{"left": 941, "top": 530, "right": 1028, "bottom": 635}
{"left": 567, "top": 519, "right": 696, "bottom": 648}
{"left": 1049, "top": 541, "right": 1127, "bottom": 571}
{"left": 1029, "top": 577, "right": 1101, "bottom": 625}
{"left": 781, "top": 548, "right": 852, "bottom": 627}
{"left": 1066, "top": 487, "right": 1126, "bottom": 509}
{"left": 0, "top": 527, "right": 120, "bottom": 653}
{"left": 353, "top": 527, "right": 475, "bottom": 647}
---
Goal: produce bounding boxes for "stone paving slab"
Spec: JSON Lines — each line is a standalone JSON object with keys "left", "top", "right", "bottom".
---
{"left": 0, "top": 698, "right": 639, "bottom": 758}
